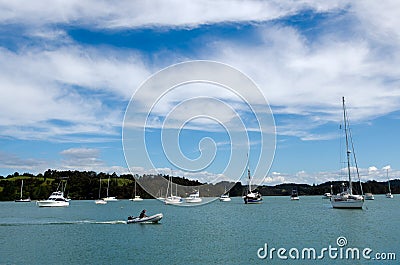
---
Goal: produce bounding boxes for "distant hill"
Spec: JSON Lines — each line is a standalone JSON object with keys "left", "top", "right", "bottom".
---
{"left": 0, "top": 170, "right": 398, "bottom": 201}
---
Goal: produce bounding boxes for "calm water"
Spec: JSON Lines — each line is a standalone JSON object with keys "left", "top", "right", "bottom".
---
{"left": 0, "top": 196, "right": 398, "bottom": 265}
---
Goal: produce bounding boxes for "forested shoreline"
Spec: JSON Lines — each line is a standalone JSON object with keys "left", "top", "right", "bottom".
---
{"left": 0, "top": 169, "right": 398, "bottom": 201}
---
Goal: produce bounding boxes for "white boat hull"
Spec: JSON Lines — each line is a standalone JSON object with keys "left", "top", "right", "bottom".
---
{"left": 37, "top": 200, "right": 69, "bottom": 207}
{"left": 290, "top": 197, "right": 300, "bottom": 201}
{"left": 185, "top": 198, "right": 202, "bottom": 203}
{"left": 331, "top": 198, "right": 364, "bottom": 209}
{"left": 95, "top": 199, "right": 107, "bottom": 204}
{"left": 127, "top": 213, "right": 163, "bottom": 224}
{"left": 129, "top": 196, "right": 143, "bottom": 201}
{"left": 386, "top": 193, "right": 394, "bottom": 198}
{"left": 103, "top": 197, "right": 118, "bottom": 201}
{"left": 219, "top": 197, "right": 231, "bottom": 202}
{"left": 165, "top": 195, "right": 183, "bottom": 204}
{"left": 15, "top": 198, "right": 31, "bottom": 202}
{"left": 165, "top": 199, "right": 183, "bottom": 204}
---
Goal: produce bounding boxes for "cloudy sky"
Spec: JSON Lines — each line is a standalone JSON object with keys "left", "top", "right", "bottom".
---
{"left": 0, "top": 0, "right": 399, "bottom": 185}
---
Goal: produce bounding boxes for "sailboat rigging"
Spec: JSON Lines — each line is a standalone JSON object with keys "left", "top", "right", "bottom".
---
{"left": 103, "top": 176, "right": 118, "bottom": 201}
{"left": 129, "top": 178, "right": 143, "bottom": 201}
{"left": 243, "top": 157, "right": 262, "bottom": 204}
{"left": 386, "top": 168, "right": 394, "bottom": 198}
{"left": 95, "top": 178, "right": 107, "bottom": 204}
{"left": 15, "top": 179, "right": 31, "bottom": 202}
{"left": 331, "top": 97, "right": 364, "bottom": 209}
{"left": 165, "top": 171, "right": 183, "bottom": 204}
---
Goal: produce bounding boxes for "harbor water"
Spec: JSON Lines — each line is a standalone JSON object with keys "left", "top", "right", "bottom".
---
{"left": 0, "top": 196, "right": 398, "bottom": 264}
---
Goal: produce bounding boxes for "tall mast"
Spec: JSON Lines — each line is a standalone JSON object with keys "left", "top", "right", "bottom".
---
{"left": 107, "top": 177, "right": 110, "bottom": 197}
{"left": 134, "top": 179, "right": 137, "bottom": 197}
{"left": 387, "top": 169, "right": 391, "bottom": 193}
{"left": 20, "top": 180, "right": 23, "bottom": 199}
{"left": 98, "top": 178, "right": 102, "bottom": 199}
{"left": 246, "top": 153, "right": 251, "bottom": 193}
{"left": 342, "top": 97, "right": 353, "bottom": 195}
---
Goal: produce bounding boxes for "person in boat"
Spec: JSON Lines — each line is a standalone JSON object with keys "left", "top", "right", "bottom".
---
{"left": 139, "top": 209, "right": 148, "bottom": 218}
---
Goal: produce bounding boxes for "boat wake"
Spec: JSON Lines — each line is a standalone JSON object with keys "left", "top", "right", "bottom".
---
{"left": 0, "top": 220, "right": 128, "bottom": 226}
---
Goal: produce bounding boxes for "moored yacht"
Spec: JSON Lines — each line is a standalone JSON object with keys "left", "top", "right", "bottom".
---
{"left": 102, "top": 176, "right": 118, "bottom": 201}
{"left": 185, "top": 190, "right": 202, "bottom": 203}
{"left": 243, "top": 166, "right": 262, "bottom": 204}
{"left": 364, "top": 193, "right": 375, "bottom": 200}
{"left": 322, "top": 193, "right": 332, "bottom": 199}
{"left": 219, "top": 194, "right": 231, "bottom": 202}
{"left": 165, "top": 174, "right": 183, "bottom": 205}
{"left": 385, "top": 168, "right": 394, "bottom": 198}
{"left": 37, "top": 191, "right": 69, "bottom": 207}
{"left": 331, "top": 97, "right": 364, "bottom": 209}
{"left": 290, "top": 188, "right": 299, "bottom": 200}
{"left": 129, "top": 180, "right": 143, "bottom": 201}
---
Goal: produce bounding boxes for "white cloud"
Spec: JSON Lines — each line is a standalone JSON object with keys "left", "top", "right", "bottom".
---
{"left": 263, "top": 165, "right": 399, "bottom": 186}
{"left": 206, "top": 8, "right": 400, "bottom": 139}
{"left": 368, "top": 166, "right": 378, "bottom": 172}
{"left": 2, "top": 1, "right": 399, "bottom": 142}
{"left": 0, "top": 45, "right": 150, "bottom": 140}
{"left": 0, "top": 0, "right": 349, "bottom": 29}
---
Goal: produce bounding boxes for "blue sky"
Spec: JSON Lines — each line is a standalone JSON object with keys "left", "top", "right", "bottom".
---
{"left": 0, "top": 1, "right": 399, "bottom": 185}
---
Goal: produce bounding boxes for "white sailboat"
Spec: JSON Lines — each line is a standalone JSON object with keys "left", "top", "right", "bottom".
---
{"left": 243, "top": 163, "right": 262, "bottom": 204}
{"left": 129, "top": 180, "right": 143, "bottom": 201}
{"left": 385, "top": 168, "right": 394, "bottom": 198}
{"left": 185, "top": 190, "right": 202, "bottom": 203}
{"left": 15, "top": 179, "right": 31, "bottom": 202}
{"left": 95, "top": 178, "right": 107, "bottom": 204}
{"left": 165, "top": 174, "right": 182, "bottom": 205}
{"left": 103, "top": 176, "right": 118, "bottom": 201}
{"left": 331, "top": 97, "right": 364, "bottom": 209}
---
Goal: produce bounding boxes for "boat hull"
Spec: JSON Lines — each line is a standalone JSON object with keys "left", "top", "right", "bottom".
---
{"left": 127, "top": 213, "right": 163, "bottom": 224}
{"left": 165, "top": 196, "right": 183, "bottom": 204}
{"left": 165, "top": 199, "right": 183, "bottom": 204}
{"left": 129, "top": 196, "right": 143, "bottom": 201}
{"left": 219, "top": 197, "right": 231, "bottom": 202}
{"left": 37, "top": 201, "right": 69, "bottom": 207}
{"left": 331, "top": 199, "right": 363, "bottom": 209}
{"left": 185, "top": 198, "right": 202, "bottom": 203}
{"left": 15, "top": 199, "right": 31, "bottom": 202}
{"left": 95, "top": 199, "right": 107, "bottom": 204}
{"left": 244, "top": 197, "right": 263, "bottom": 204}
{"left": 103, "top": 197, "right": 118, "bottom": 201}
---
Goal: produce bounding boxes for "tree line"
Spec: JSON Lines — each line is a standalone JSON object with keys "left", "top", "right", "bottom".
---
{"left": 0, "top": 169, "right": 398, "bottom": 201}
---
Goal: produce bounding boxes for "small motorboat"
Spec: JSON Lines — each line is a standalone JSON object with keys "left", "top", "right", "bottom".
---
{"left": 127, "top": 213, "right": 163, "bottom": 224}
